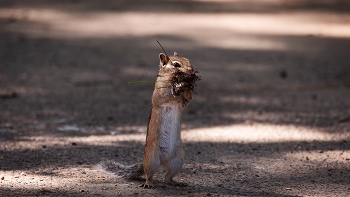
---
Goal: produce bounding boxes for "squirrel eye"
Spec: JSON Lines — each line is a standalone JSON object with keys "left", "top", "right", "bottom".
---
{"left": 174, "top": 62, "right": 181, "bottom": 67}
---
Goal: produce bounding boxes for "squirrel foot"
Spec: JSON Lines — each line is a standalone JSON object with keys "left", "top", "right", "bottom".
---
{"left": 140, "top": 182, "right": 155, "bottom": 189}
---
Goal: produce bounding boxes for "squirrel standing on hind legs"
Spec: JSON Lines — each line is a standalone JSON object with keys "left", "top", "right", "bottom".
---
{"left": 100, "top": 51, "right": 200, "bottom": 188}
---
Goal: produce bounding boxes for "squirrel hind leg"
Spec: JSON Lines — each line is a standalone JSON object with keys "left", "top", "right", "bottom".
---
{"left": 143, "top": 168, "right": 157, "bottom": 188}
{"left": 164, "top": 157, "right": 184, "bottom": 185}
{"left": 143, "top": 155, "right": 161, "bottom": 188}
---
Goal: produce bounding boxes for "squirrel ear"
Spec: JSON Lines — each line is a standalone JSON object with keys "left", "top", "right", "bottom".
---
{"left": 159, "top": 53, "right": 170, "bottom": 66}
{"left": 174, "top": 52, "right": 178, "bottom": 56}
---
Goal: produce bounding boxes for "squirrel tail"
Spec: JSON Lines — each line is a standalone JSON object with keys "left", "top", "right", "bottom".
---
{"left": 99, "top": 160, "right": 144, "bottom": 179}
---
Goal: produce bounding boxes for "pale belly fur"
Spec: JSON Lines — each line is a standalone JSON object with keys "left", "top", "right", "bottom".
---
{"left": 159, "top": 103, "right": 182, "bottom": 162}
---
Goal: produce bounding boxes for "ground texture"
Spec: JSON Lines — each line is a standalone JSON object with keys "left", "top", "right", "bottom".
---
{"left": 0, "top": 0, "right": 350, "bottom": 196}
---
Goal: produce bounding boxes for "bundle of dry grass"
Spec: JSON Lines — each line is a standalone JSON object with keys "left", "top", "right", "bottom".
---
{"left": 171, "top": 71, "right": 201, "bottom": 97}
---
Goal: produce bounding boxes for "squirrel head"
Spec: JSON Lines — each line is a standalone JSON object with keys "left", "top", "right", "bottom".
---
{"left": 155, "top": 52, "right": 199, "bottom": 107}
{"left": 158, "top": 52, "right": 195, "bottom": 76}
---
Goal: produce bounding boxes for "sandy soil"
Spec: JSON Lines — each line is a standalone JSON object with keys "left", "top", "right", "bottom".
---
{"left": 1, "top": 0, "right": 350, "bottom": 196}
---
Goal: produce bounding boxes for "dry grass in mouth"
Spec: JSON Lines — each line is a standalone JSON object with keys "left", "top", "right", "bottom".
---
{"left": 171, "top": 71, "right": 201, "bottom": 96}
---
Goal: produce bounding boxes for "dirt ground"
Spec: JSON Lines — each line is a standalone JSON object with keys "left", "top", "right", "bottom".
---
{"left": 1, "top": 0, "right": 350, "bottom": 196}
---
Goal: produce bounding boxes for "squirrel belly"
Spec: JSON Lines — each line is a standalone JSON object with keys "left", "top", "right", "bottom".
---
{"left": 159, "top": 103, "right": 182, "bottom": 162}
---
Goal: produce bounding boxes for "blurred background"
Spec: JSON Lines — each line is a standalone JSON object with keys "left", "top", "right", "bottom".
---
{"left": 0, "top": 0, "right": 350, "bottom": 196}
{"left": 1, "top": 0, "right": 349, "bottom": 130}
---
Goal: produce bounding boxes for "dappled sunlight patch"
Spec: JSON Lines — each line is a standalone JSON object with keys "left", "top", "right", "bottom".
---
{"left": 1, "top": 125, "right": 147, "bottom": 152}
{"left": 0, "top": 169, "right": 72, "bottom": 194}
{"left": 4, "top": 133, "right": 146, "bottom": 151}
{"left": 0, "top": 165, "right": 159, "bottom": 195}
{"left": 1, "top": 7, "right": 350, "bottom": 51}
{"left": 285, "top": 150, "right": 350, "bottom": 164}
{"left": 2, "top": 123, "right": 346, "bottom": 152}
{"left": 0, "top": 166, "right": 111, "bottom": 195}
{"left": 182, "top": 123, "right": 347, "bottom": 143}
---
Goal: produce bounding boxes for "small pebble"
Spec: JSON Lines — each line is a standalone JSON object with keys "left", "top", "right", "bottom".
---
{"left": 280, "top": 70, "right": 287, "bottom": 79}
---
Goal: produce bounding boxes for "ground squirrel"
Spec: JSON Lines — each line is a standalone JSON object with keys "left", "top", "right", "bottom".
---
{"left": 100, "top": 51, "right": 200, "bottom": 188}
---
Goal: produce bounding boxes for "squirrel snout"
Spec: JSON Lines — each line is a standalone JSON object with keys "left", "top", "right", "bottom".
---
{"left": 177, "top": 68, "right": 194, "bottom": 75}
